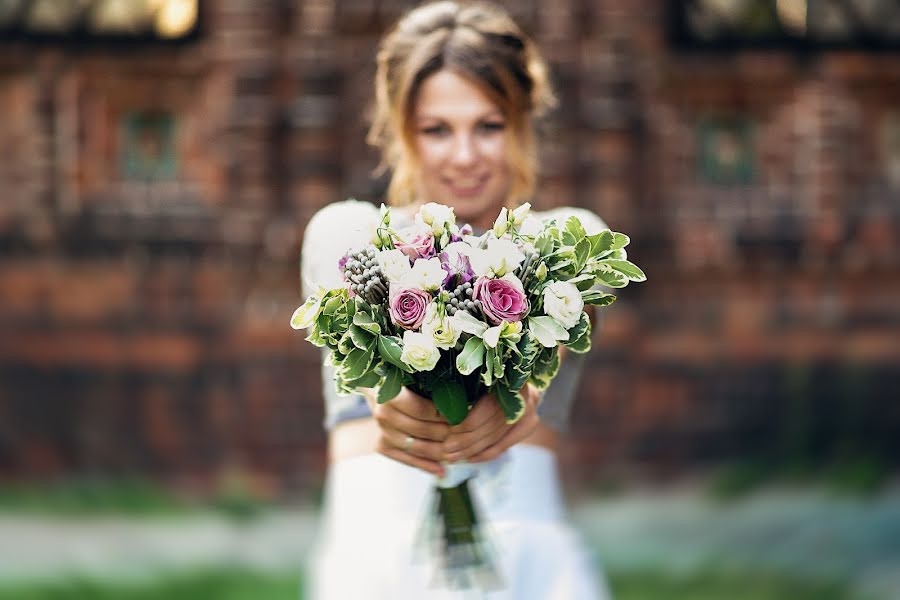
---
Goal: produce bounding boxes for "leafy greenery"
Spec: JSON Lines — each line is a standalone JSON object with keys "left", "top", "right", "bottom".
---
{"left": 0, "top": 568, "right": 857, "bottom": 600}
{"left": 608, "top": 568, "right": 856, "bottom": 600}
{"left": 0, "top": 478, "right": 272, "bottom": 519}
{"left": 710, "top": 455, "right": 892, "bottom": 500}
{"left": 0, "top": 570, "right": 300, "bottom": 600}
{"left": 293, "top": 203, "right": 645, "bottom": 425}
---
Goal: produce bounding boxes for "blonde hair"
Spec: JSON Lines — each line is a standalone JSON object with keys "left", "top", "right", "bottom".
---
{"left": 367, "top": 1, "right": 556, "bottom": 207}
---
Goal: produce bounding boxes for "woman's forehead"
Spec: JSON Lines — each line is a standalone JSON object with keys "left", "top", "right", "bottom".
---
{"left": 414, "top": 70, "right": 503, "bottom": 120}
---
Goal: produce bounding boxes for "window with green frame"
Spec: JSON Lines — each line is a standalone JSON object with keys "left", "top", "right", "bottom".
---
{"left": 121, "top": 111, "right": 177, "bottom": 181}
{"left": 697, "top": 117, "right": 755, "bottom": 186}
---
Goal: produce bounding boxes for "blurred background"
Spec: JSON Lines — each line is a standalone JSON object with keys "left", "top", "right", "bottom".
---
{"left": 0, "top": 0, "right": 898, "bottom": 599}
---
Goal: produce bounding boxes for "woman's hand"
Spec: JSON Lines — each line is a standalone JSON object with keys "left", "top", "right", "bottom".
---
{"left": 441, "top": 383, "right": 542, "bottom": 464}
{"left": 367, "top": 387, "right": 452, "bottom": 477}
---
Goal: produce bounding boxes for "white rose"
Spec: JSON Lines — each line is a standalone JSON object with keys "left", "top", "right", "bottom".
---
{"left": 416, "top": 202, "right": 456, "bottom": 236}
{"left": 377, "top": 249, "right": 412, "bottom": 283}
{"left": 421, "top": 303, "right": 462, "bottom": 350}
{"left": 400, "top": 330, "right": 441, "bottom": 372}
{"left": 543, "top": 281, "right": 585, "bottom": 329}
{"left": 402, "top": 256, "right": 446, "bottom": 291}
{"left": 468, "top": 238, "right": 525, "bottom": 278}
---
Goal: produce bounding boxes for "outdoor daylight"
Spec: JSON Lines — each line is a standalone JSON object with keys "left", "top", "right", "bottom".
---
{"left": 1, "top": 1, "right": 899, "bottom": 599}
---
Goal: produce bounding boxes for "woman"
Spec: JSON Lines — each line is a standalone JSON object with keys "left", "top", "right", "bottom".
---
{"left": 302, "top": 2, "right": 611, "bottom": 598}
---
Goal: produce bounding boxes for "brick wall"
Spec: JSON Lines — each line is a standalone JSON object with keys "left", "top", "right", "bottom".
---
{"left": 1, "top": 1, "right": 898, "bottom": 495}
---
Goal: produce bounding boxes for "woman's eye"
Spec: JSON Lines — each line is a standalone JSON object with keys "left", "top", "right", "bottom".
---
{"left": 478, "top": 121, "right": 506, "bottom": 133}
{"left": 420, "top": 125, "right": 449, "bottom": 136}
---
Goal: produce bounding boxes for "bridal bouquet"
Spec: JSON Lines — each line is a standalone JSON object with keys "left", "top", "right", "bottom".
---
{"left": 291, "top": 201, "right": 644, "bottom": 587}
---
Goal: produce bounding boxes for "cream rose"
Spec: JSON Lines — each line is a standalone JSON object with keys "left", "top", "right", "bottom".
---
{"left": 377, "top": 249, "right": 412, "bottom": 283}
{"left": 542, "top": 281, "right": 585, "bottom": 329}
{"left": 400, "top": 330, "right": 441, "bottom": 372}
{"left": 421, "top": 303, "right": 462, "bottom": 350}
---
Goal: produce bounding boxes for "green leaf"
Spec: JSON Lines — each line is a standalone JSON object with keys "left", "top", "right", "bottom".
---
{"left": 349, "top": 324, "right": 373, "bottom": 350}
{"left": 456, "top": 336, "right": 485, "bottom": 375}
{"left": 582, "top": 290, "right": 617, "bottom": 306}
{"left": 341, "top": 345, "right": 373, "bottom": 381}
{"left": 593, "top": 265, "right": 628, "bottom": 288}
{"left": 321, "top": 295, "right": 344, "bottom": 316}
{"left": 588, "top": 230, "right": 613, "bottom": 257}
{"left": 338, "top": 331, "right": 355, "bottom": 355}
{"left": 482, "top": 347, "right": 496, "bottom": 387}
{"left": 495, "top": 384, "right": 525, "bottom": 424}
{"left": 290, "top": 295, "right": 323, "bottom": 330}
{"left": 506, "top": 363, "right": 530, "bottom": 391}
{"left": 549, "top": 259, "right": 573, "bottom": 272}
{"left": 604, "top": 259, "right": 647, "bottom": 282}
{"left": 305, "top": 327, "right": 326, "bottom": 348}
{"left": 346, "top": 369, "right": 381, "bottom": 388}
{"left": 567, "top": 273, "right": 596, "bottom": 292}
{"left": 492, "top": 346, "right": 505, "bottom": 380}
{"left": 535, "top": 232, "right": 554, "bottom": 256}
{"left": 565, "top": 216, "right": 586, "bottom": 244}
{"left": 431, "top": 379, "right": 469, "bottom": 425}
{"left": 610, "top": 232, "right": 630, "bottom": 251}
{"left": 353, "top": 312, "right": 381, "bottom": 335}
{"left": 564, "top": 312, "right": 592, "bottom": 354}
{"left": 377, "top": 366, "right": 404, "bottom": 404}
{"left": 573, "top": 238, "right": 591, "bottom": 273}
{"left": 528, "top": 316, "right": 570, "bottom": 348}
{"left": 517, "top": 331, "right": 540, "bottom": 363}
{"left": 346, "top": 296, "right": 358, "bottom": 319}
{"left": 588, "top": 230, "right": 630, "bottom": 259}
{"left": 378, "top": 336, "right": 413, "bottom": 373}
{"left": 531, "top": 348, "right": 560, "bottom": 390}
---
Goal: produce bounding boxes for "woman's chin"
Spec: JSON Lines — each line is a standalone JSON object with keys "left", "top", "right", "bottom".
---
{"left": 447, "top": 196, "right": 504, "bottom": 228}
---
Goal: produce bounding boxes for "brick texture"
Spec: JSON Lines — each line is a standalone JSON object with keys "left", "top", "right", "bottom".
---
{"left": 0, "top": 0, "right": 898, "bottom": 494}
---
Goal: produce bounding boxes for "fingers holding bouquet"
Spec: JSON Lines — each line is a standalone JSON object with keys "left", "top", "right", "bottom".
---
{"left": 441, "top": 386, "right": 533, "bottom": 462}
{"left": 446, "top": 383, "right": 543, "bottom": 464}
{"left": 370, "top": 386, "right": 451, "bottom": 476}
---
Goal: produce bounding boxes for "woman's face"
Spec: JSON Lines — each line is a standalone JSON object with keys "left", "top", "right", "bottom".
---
{"left": 412, "top": 69, "right": 512, "bottom": 229}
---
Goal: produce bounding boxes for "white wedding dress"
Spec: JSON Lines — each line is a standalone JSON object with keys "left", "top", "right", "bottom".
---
{"left": 308, "top": 446, "right": 610, "bottom": 600}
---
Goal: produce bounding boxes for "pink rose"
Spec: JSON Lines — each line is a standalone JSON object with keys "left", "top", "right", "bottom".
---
{"left": 389, "top": 285, "right": 430, "bottom": 330}
{"left": 394, "top": 225, "right": 435, "bottom": 260}
{"left": 473, "top": 274, "right": 529, "bottom": 325}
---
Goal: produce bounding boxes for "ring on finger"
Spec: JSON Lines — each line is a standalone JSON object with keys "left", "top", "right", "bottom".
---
{"left": 402, "top": 435, "right": 415, "bottom": 451}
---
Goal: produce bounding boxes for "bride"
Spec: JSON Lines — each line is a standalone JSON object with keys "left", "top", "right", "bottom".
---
{"left": 301, "top": 2, "right": 613, "bottom": 598}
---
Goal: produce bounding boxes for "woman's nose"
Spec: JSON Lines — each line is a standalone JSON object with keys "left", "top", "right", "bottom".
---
{"left": 450, "top": 133, "right": 477, "bottom": 167}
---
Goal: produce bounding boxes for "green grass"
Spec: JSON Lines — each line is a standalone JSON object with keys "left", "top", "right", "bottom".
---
{"left": 0, "top": 570, "right": 301, "bottom": 600}
{"left": 0, "top": 568, "right": 857, "bottom": 600}
{"left": 0, "top": 478, "right": 273, "bottom": 520}
{"left": 608, "top": 569, "right": 855, "bottom": 600}
{"left": 709, "top": 455, "right": 892, "bottom": 501}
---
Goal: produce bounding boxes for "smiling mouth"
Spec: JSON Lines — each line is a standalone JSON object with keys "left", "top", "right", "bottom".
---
{"left": 445, "top": 176, "right": 488, "bottom": 197}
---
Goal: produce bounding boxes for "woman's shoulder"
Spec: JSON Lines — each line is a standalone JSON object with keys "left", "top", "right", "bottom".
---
{"left": 301, "top": 199, "right": 381, "bottom": 296}
{"left": 533, "top": 205, "right": 608, "bottom": 235}
{"left": 305, "top": 198, "right": 381, "bottom": 234}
